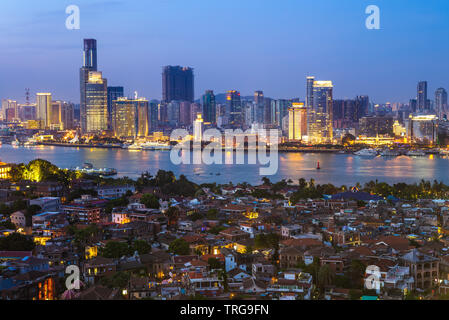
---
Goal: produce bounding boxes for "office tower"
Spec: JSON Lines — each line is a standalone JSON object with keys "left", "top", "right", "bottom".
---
{"left": 162, "top": 66, "right": 194, "bottom": 103}
{"left": 112, "top": 97, "right": 149, "bottom": 138}
{"left": 107, "top": 87, "right": 124, "bottom": 129}
{"left": 85, "top": 71, "right": 108, "bottom": 133}
{"left": 264, "top": 98, "right": 272, "bottom": 125}
{"left": 83, "top": 39, "right": 97, "bottom": 71}
{"left": 435, "top": 88, "right": 448, "bottom": 119}
{"left": 254, "top": 91, "right": 265, "bottom": 124}
{"left": 417, "top": 81, "right": 428, "bottom": 112}
{"left": 306, "top": 76, "right": 315, "bottom": 136}
{"left": 309, "top": 81, "right": 333, "bottom": 143}
{"left": 158, "top": 102, "right": 167, "bottom": 124}
{"left": 1, "top": 99, "right": 19, "bottom": 122}
{"left": 202, "top": 90, "right": 216, "bottom": 124}
{"left": 48, "top": 101, "right": 74, "bottom": 130}
{"left": 36, "top": 93, "right": 52, "bottom": 128}
{"left": 179, "top": 101, "right": 192, "bottom": 126}
{"left": 410, "top": 99, "right": 417, "bottom": 113}
{"left": 271, "top": 99, "right": 291, "bottom": 128}
{"left": 167, "top": 101, "right": 181, "bottom": 126}
{"left": 80, "top": 39, "right": 101, "bottom": 133}
{"left": 355, "top": 96, "right": 369, "bottom": 121}
{"left": 148, "top": 101, "right": 159, "bottom": 131}
{"left": 226, "top": 90, "right": 243, "bottom": 127}
{"left": 193, "top": 113, "right": 203, "bottom": 143}
{"left": 61, "top": 102, "right": 75, "bottom": 130}
{"left": 288, "top": 102, "right": 307, "bottom": 140}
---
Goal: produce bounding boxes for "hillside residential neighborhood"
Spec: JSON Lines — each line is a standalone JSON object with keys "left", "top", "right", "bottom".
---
{"left": 1, "top": 161, "right": 449, "bottom": 300}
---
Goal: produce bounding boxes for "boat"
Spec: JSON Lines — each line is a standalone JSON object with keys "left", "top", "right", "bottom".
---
{"left": 141, "top": 141, "right": 171, "bottom": 150}
{"left": 74, "top": 163, "right": 117, "bottom": 176}
{"left": 24, "top": 138, "right": 37, "bottom": 147}
{"left": 354, "top": 149, "right": 378, "bottom": 156}
{"left": 126, "top": 143, "right": 142, "bottom": 150}
{"left": 380, "top": 149, "right": 400, "bottom": 157}
{"left": 440, "top": 149, "right": 449, "bottom": 156}
{"left": 406, "top": 150, "right": 426, "bottom": 157}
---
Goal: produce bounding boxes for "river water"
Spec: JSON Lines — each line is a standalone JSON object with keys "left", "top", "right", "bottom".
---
{"left": 0, "top": 144, "right": 448, "bottom": 186}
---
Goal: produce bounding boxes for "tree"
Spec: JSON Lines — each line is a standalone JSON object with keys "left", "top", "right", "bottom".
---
{"left": 0, "top": 233, "right": 35, "bottom": 251}
{"left": 140, "top": 194, "right": 160, "bottom": 209}
{"left": 317, "top": 265, "right": 335, "bottom": 290}
{"left": 100, "top": 241, "right": 131, "bottom": 259}
{"left": 208, "top": 257, "right": 223, "bottom": 270}
{"left": 132, "top": 240, "right": 151, "bottom": 255}
{"left": 168, "top": 238, "right": 190, "bottom": 255}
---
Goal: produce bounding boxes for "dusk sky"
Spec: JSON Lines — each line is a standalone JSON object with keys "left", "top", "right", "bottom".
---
{"left": 1, "top": 0, "right": 449, "bottom": 104}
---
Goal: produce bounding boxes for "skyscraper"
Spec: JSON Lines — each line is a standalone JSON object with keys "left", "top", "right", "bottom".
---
{"left": 306, "top": 76, "right": 315, "bottom": 136}
{"left": 254, "top": 91, "right": 265, "bottom": 124}
{"left": 162, "top": 66, "right": 194, "bottom": 103}
{"left": 417, "top": 81, "right": 428, "bottom": 112}
{"left": 309, "top": 81, "right": 333, "bottom": 143}
{"left": 435, "top": 88, "right": 448, "bottom": 120}
{"left": 80, "top": 39, "right": 102, "bottom": 133}
{"left": 226, "top": 90, "right": 243, "bottom": 127}
{"left": 36, "top": 93, "right": 52, "bottom": 128}
{"left": 107, "top": 87, "right": 124, "bottom": 129}
{"left": 83, "top": 39, "right": 97, "bottom": 71}
{"left": 354, "top": 96, "right": 369, "bottom": 122}
{"left": 112, "top": 97, "right": 149, "bottom": 138}
{"left": 202, "top": 90, "right": 216, "bottom": 124}
{"left": 288, "top": 102, "right": 307, "bottom": 141}
{"left": 85, "top": 71, "right": 108, "bottom": 133}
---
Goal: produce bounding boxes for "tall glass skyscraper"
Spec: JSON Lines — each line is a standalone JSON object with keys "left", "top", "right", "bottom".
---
{"left": 202, "top": 90, "right": 216, "bottom": 124}
{"left": 80, "top": 39, "right": 108, "bottom": 133}
{"left": 112, "top": 97, "right": 149, "bottom": 138}
{"left": 417, "top": 81, "right": 428, "bottom": 112}
{"left": 310, "top": 80, "right": 333, "bottom": 143}
{"left": 162, "top": 66, "right": 194, "bottom": 103}
{"left": 85, "top": 71, "right": 108, "bottom": 133}
{"left": 36, "top": 93, "right": 52, "bottom": 129}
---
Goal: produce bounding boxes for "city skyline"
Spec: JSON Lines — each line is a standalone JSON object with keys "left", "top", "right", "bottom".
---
{"left": 1, "top": 0, "right": 449, "bottom": 104}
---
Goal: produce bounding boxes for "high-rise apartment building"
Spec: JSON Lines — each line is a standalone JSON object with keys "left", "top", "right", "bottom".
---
{"left": 288, "top": 102, "right": 307, "bottom": 141}
{"left": 162, "top": 66, "right": 194, "bottom": 103}
{"left": 435, "top": 88, "right": 448, "bottom": 119}
{"left": 309, "top": 80, "right": 333, "bottom": 143}
{"left": 85, "top": 71, "right": 108, "bottom": 133}
{"left": 226, "top": 90, "right": 243, "bottom": 127}
{"left": 107, "top": 87, "right": 124, "bottom": 129}
{"left": 36, "top": 93, "right": 52, "bottom": 128}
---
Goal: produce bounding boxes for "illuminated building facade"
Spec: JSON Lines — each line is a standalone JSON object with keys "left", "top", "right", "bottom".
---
{"left": 435, "top": 88, "right": 448, "bottom": 120}
{"left": 407, "top": 114, "right": 439, "bottom": 145}
{"left": 358, "top": 116, "right": 394, "bottom": 137}
{"left": 417, "top": 81, "right": 428, "bottom": 112}
{"left": 107, "top": 86, "right": 124, "bottom": 129}
{"left": 0, "top": 161, "right": 12, "bottom": 179}
{"left": 193, "top": 113, "right": 203, "bottom": 143}
{"left": 36, "top": 93, "right": 52, "bottom": 129}
{"left": 112, "top": 97, "right": 149, "bottom": 138}
{"left": 288, "top": 102, "right": 307, "bottom": 141}
{"left": 85, "top": 71, "right": 108, "bottom": 133}
{"left": 309, "top": 80, "right": 333, "bottom": 143}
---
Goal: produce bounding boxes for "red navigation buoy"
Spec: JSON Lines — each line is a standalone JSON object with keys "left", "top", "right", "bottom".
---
{"left": 316, "top": 161, "right": 321, "bottom": 170}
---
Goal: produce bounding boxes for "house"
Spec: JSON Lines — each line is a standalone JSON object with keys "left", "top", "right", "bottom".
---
{"left": 97, "top": 185, "right": 135, "bottom": 199}
{"left": 252, "top": 263, "right": 275, "bottom": 281}
{"left": 30, "top": 197, "right": 61, "bottom": 212}
{"left": 240, "top": 277, "right": 267, "bottom": 294}
{"left": 227, "top": 268, "right": 252, "bottom": 283}
{"left": 84, "top": 257, "right": 117, "bottom": 284}
{"left": 401, "top": 249, "right": 439, "bottom": 290}
{"left": 280, "top": 246, "right": 303, "bottom": 269}
{"left": 10, "top": 211, "right": 26, "bottom": 228}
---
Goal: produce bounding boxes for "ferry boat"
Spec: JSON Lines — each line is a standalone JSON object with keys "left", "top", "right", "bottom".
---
{"left": 126, "top": 143, "right": 142, "bottom": 150}
{"left": 141, "top": 141, "right": 171, "bottom": 150}
{"left": 380, "top": 148, "right": 400, "bottom": 157}
{"left": 354, "top": 149, "right": 378, "bottom": 156}
{"left": 74, "top": 163, "right": 117, "bottom": 176}
{"left": 406, "top": 150, "right": 426, "bottom": 157}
